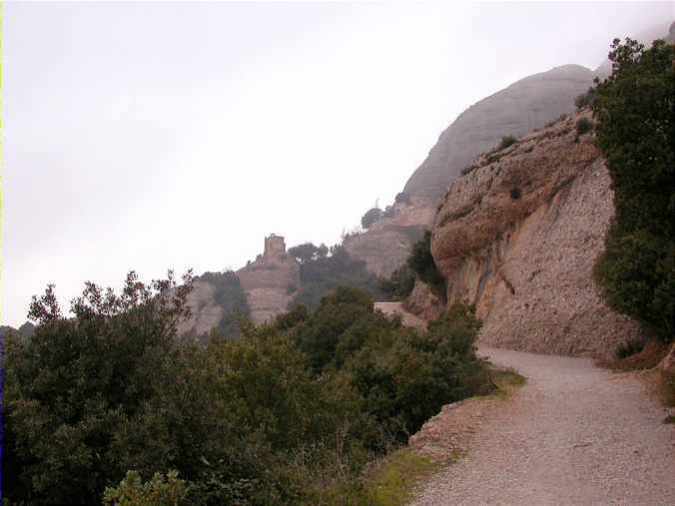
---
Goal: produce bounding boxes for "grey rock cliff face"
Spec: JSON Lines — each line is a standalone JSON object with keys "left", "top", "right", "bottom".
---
{"left": 430, "top": 112, "right": 639, "bottom": 359}
{"left": 237, "top": 235, "right": 300, "bottom": 324}
{"left": 178, "top": 280, "right": 224, "bottom": 337}
{"left": 403, "top": 65, "right": 594, "bottom": 200}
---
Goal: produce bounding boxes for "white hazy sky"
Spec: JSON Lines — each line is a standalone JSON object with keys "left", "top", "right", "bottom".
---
{"left": 3, "top": 1, "right": 673, "bottom": 326}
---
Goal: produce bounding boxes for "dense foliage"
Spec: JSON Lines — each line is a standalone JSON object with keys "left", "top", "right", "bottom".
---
{"left": 3, "top": 272, "right": 194, "bottom": 504}
{"left": 380, "top": 230, "right": 447, "bottom": 301}
{"left": 290, "top": 244, "right": 384, "bottom": 309}
{"left": 196, "top": 270, "right": 250, "bottom": 339}
{"left": 497, "top": 135, "right": 517, "bottom": 150}
{"left": 361, "top": 207, "right": 383, "bottom": 229}
{"left": 3, "top": 273, "right": 490, "bottom": 505}
{"left": 287, "top": 242, "right": 329, "bottom": 265}
{"left": 575, "top": 117, "right": 593, "bottom": 135}
{"left": 395, "top": 192, "right": 411, "bottom": 205}
{"left": 286, "top": 289, "right": 490, "bottom": 439}
{"left": 103, "top": 471, "right": 188, "bottom": 506}
{"left": 592, "top": 38, "right": 674, "bottom": 342}
{"left": 407, "top": 231, "right": 446, "bottom": 297}
{"left": 379, "top": 265, "right": 417, "bottom": 300}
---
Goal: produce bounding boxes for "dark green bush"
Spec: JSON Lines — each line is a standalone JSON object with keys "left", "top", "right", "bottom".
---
{"left": 103, "top": 470, "right": 188, "bottom": 506}
{"left": 497, "top": 135, "right": 517, "bottom": 150}
{"left": 287, "top": 242, "right": 328, "bottom": 264}
{"left": 284, "top": 287, "right": 489, "bottom": 440}
{"left": 290, "top": 244, "right": 384, "bottom": 309}
{"left": 407, "top": 231, "right": 446, "bottom": 297}
{"left": 379, "top": 265, "right": 416, "bottom": 300}
{"left": 615, "top": 339, "right": 646, "bottom": 360}
{"left": 575, "top": 117, "right": 593, "bottom": 135}
{"left": 395, "top": 192, "right": 411, "bottom": 205}
{"left": 4, "top": 274, "right": 491, "bottom": 505}
{"left": 361, "top": 207, "right": 383, "bottom": 229}
{"left": 196, "top": 270, "right": 249, "bottom": 340}
{"left": 592, "top": 38, "right": 674, "bottom": 342}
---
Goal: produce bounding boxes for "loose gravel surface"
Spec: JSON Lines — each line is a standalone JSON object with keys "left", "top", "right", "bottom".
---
{"left": 413, "top": 347, "right": 675, "bottom": 506}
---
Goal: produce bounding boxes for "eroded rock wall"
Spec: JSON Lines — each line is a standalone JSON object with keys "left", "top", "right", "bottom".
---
{"left": 404, "top": 279, "right": 445, "bottom": 321}
{"left": 237, "top": 235, "right": 300, "bottom": 324}
{"left": 178, "top": 279, "right": 224, "bottom": 338}
{"left": 343, "top": 197, "right": 435, "bottom": 278}
{"left": 431, "top": 113, "right": 639, "bottom": 359}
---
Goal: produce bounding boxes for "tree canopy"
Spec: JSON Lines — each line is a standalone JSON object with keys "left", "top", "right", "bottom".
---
{"left": 361, "top": 207, "right": 383, "bottom": 229}
{"left": 592, "top": 38, "right": 674, "bottom": 341}
{"left": 4, "top": 272, "right": 491, "bottom": 504}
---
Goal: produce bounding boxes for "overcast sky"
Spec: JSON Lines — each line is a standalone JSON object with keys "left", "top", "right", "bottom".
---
{"left": 3, "top": 1, "right": 673, "bottom": 326}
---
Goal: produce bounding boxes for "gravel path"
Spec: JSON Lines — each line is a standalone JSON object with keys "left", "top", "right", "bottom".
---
{"left": 413, "top": 347, "right": 675, "bottom": 505}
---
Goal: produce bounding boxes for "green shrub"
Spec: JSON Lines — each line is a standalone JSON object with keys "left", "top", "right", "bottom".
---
{"left": 379, "top": 265, "right": 416, "bottom": 300}
{"left": 287, "top": 242, "right": 328, "bottom": 264}
{"left": 196, "top": 271, "right": 249, "bottom": 340}
{"left": 361, "top": 207, "right": 383, "bottom": 229}
{"left": 103, "top": 470, "right": 188, "bottom": 506}
{"left": 497, "top": 135, "right": 517, "bottom": 150}
{"left": 383, "top": 205, "right": 396, "bottom": 218}
{"left": 395, "top": 192, "right": 411, "bottom": 205}
{"left": 290, "top": 245, "right": 384, "bottom": 309}
{"left": 407, "top": 231, "right": 446, "bottom": 297}
{"left": 284, "top": 288, "right": 489, "bottom": 440}
{"left": 592, "top": 38, "right": 674, "bottom": 342}
{"left": 575, "top": 117, "right": 593, "bottom": 135}
{"left": 4, "top": 274, "right": 491, "bottom": 505}
{"left": 614, "top": 339, "right": 646, "bottom": 360}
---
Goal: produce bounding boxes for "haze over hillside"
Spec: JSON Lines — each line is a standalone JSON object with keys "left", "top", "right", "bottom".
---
{"left": 3, "top": 2, "right": 673, "bottom": 326}
{"left": 403, "top": 65, "right": 594, "bottom": 199}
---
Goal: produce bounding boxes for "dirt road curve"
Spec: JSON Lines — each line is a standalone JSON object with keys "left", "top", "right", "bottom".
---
{"left": 413, "top": 347, "right": 675, "bottom": 506}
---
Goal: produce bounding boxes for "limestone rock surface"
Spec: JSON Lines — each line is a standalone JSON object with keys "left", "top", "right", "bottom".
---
{"left": 404, "top": 279, "right": 445, "bottom": 321}
{"left": 178, "top": 279, "right": 224, "bottom": 337}
{"left": 237, "top": 235, "right": 300, "bottom": 324}
{"left": 404, "top": 65, "right": 595, "bottom": 200}
{"left": 343, "top": 197, "right": 435, "bottom": 278}
{"left": 431, "top": 112, "right": 640, "bottom": 359}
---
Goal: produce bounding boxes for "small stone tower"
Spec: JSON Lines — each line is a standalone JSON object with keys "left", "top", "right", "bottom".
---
{"left": 264, "top": 234, "right": 286, "bottom": 259}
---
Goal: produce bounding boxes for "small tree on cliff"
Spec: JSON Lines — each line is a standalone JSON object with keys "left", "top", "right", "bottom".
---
{"left": 288, "top": 242, "right": 328, "bottom": 264}
{"left": 361, "top": 207, "right": 383, "bottom": 229}
{"left": 407, "top": 231, "right": 446, "bottom": 297}
{"left": 592, "top": 38, "right": 674, "bottom": 342}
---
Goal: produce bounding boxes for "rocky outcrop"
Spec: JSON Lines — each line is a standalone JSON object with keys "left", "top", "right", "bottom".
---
{"left": 375, "top": 301, "right": 427, "bottom": 330}
{"left": 178, "top": 279, "right": 225, "bottom": 337}
{"left": 237, "top": 234, "right": 300, "bottom": 324}
{"left": 431, "top": 112, "right": 640, "bottom": 359}
{"left": 343, "top": 196, "right": 434, "bottom": 278}
{"left": 403, "top": 65, "right": 595, "bottom": 201}
{"left": 404, "top": 279, "right": 445, "bottom": 321}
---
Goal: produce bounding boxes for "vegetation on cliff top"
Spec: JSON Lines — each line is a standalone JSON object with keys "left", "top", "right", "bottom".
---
{"left": 380, "top": 230, "right": 446, "bottom": 301}
{"left": 3, "top": 273, "right": 490, "bottom": 505}
{"left": 288, "top": 243, "right": 385, "bottom": 309}
{"left": 406, "top": 231, "right": 447, "bottom": 297}
{"left": 592, "top": 38, "right": 674, "bottom": 342}
{"left": 195, "top": 270, "right": 250, "bottom": 340}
